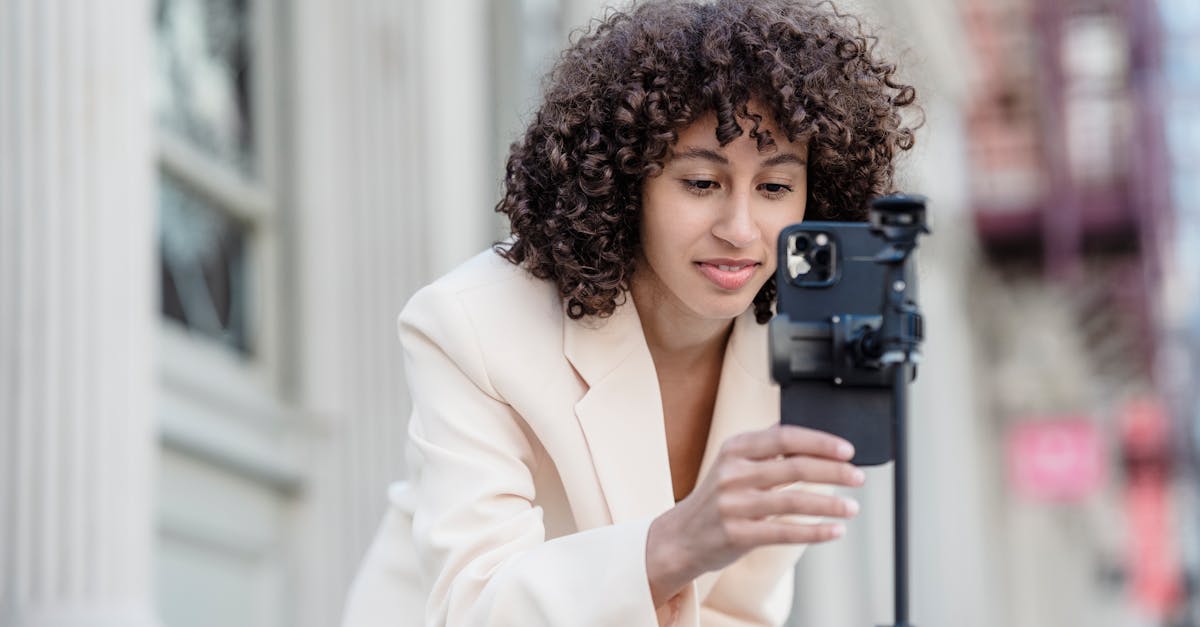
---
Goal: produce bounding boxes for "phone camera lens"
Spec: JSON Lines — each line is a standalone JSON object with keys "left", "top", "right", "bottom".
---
{"left": 814, "top": 249, "right": 831, "bottom": 266}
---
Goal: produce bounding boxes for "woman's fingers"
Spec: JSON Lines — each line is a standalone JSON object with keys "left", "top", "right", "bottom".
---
{"left": 720, "top": 488, "right": 860, "bottom": 520}
{"left": 721, "top": 424, "right": 854, "bottom": 463}
{"left": 750, "top": 455, "right": 866, "bottom": 489}
{"left": 674, "top": 424, "right": 865, "bottom": 565}
{"left": 725, "top": 518, "right": 847, "bottom": 548}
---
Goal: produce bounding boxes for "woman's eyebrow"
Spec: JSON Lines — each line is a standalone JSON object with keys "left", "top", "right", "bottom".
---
{"left": 672, "top": 147, "right": 730, "bottom": 165}
{"left": 761, "top": 152, "right": 807, "bottom": 167}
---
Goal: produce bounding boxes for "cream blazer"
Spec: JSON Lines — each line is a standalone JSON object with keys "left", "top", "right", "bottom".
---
{"left": 342, "top": 249, "right": 811, "bottom": 627}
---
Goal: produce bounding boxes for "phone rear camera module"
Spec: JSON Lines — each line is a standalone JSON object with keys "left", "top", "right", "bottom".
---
{"left": 785, "top": 230, "right": 837, "bottom": 286}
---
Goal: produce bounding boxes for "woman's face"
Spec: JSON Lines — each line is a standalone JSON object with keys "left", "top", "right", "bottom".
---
{"left": 636, "top": 105, "right": 808, "bottom": 322}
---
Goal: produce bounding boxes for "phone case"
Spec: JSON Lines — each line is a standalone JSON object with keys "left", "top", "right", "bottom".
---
{"left": 771, "top": 221, "right": 917, "bottom": 466}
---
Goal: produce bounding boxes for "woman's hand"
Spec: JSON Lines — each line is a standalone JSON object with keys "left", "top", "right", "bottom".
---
{"left": 645, "top": 424, "right": 865, "bottom": 607}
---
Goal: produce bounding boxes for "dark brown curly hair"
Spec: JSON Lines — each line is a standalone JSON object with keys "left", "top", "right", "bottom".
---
{"left": 495, "top": 0, "right": 918, "bottom": 323}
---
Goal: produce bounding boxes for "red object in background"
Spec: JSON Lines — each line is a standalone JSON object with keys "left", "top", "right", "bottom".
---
{"left": 1121, "top": 397, "right": 1172, "bottom": 461}
{"left": 1007, "top": 418, "right": 1105, "bottom": 503}
{"left": 1121, "top": 397, "right": 1181, "bottom": 618}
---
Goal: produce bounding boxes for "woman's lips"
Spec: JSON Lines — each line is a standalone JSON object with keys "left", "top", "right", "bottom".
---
{"left": 695, "top": 261, "right": 760, "bottom": 290}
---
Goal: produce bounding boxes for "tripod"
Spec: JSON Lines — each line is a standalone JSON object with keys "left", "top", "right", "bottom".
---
{"left": 769, "top": 194, "right": 929, "bottom": 627}
{"left": 870, "top": 195, "right": 927, "bottom": 627}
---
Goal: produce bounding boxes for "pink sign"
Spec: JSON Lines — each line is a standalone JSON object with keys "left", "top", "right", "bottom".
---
{"left": 1007, "top": 418, "right": 1105, "bottom": 503}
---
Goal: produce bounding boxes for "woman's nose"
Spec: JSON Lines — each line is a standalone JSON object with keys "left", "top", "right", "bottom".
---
{"left": 712, "top": 191, "right": 760, "bottom": 248}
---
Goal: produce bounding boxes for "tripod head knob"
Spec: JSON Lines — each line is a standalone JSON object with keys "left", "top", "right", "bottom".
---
{"left": 869, "top": 194, "right": 930, "bottom": 263}
{"left": 873, "top": 193, "right": 926, "bottom": 264}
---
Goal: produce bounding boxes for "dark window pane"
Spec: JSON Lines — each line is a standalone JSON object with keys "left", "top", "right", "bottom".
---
{"left": 155, "top": 0, "right": 255, "bottom": 176}
{"left": 159, "top": 172, "right": 253, "bottom": 355}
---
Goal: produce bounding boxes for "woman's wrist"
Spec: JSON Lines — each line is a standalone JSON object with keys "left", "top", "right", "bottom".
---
{"left": 645, "top": 512, "right": 694, "bottom": 607}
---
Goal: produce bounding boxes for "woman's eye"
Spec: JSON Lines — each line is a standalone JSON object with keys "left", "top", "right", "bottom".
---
{"left": 760, "top": 183, "right": 792, "bottom": 195}
{"left": 684, "top": 179, "right": 719, "bottom": 193}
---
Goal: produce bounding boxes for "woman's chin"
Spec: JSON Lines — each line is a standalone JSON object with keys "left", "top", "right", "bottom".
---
{"left": 689, "top": 295, "right": 756, "bottom": 321}
{"left": 691, "top": 279, "right": 768, "bottom": 320}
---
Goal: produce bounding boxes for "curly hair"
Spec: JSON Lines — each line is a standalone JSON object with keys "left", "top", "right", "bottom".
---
{"left": 495, "top": 0, "right": 918, "bottom": 323}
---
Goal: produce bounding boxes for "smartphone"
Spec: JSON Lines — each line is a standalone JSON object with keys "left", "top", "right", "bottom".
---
{"left": 770, "top": 221, "right": 918, "bottom": 466}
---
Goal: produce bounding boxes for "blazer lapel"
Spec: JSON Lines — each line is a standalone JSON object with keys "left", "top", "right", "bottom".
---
{"left": 564, "top": 302, "right": 780, "bottom": 527}
{"left": 564, "top": 297, "right": 676, "bottom": 524}
{"left": 695, "top": 310, "right": 781, "bottom": 488}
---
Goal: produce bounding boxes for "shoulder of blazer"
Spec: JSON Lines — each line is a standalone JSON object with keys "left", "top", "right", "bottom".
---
{"left": 408, "top": 248, "right": 536, "bottom": 299}
{"left": 401, "top": 248, "right": 562, "bottom": 320}
{"left": 399, "top": 248, "right": 570, "bottom": 400}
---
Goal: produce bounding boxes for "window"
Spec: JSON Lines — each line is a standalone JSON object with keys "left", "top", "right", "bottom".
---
{"left": 154, "top": 0, "right": 283, "bottom": 391}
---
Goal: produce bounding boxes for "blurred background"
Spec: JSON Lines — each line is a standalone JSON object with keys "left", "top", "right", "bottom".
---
{"left": 1, "top": 0, "right": 1198, "bottom": 625}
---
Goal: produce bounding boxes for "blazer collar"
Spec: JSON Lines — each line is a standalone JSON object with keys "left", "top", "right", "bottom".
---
{"left": 564, "top": 298, "right": 779, "bottom": 524}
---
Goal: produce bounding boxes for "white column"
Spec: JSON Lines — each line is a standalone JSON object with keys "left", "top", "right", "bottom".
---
{"left": 0, "top": 1, "right": 159, "bottom": 626}
{"left": 288, "top": 0, "right": 439, "bottom": 624}
{"left": 417, "top": 0, "right": 496, "bottom": 276}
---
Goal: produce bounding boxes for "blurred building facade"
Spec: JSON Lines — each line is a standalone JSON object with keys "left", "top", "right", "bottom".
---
{"left": 2, "top": 1, "right": 1195, "bottom": 627}
{"left": 960, "top": 0, "right": 1199, "bottom": 624}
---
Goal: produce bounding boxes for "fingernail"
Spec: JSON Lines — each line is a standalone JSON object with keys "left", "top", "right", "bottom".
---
{"left": 852, "top": 469, "right": 866, "bottom": 484}
{"left": 843, "top": 497, "right": 860, "bottom": 516}
{"left": 838, "top": 442, "right": 854, "bottom": 459}
{"left": 831, "top": 523, "right": 846, "bottom": 538}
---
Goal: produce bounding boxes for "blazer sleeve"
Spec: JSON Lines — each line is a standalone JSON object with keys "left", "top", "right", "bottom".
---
{"left": 398, "top": 282, "right": 661, "bottom": 627}
{"left": 698, "top": 547, "right": 802, "bottom": 626}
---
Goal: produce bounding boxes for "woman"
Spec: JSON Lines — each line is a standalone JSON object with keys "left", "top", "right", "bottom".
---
{"left": 344, "top": 1, "right": 918, "bottom": 625}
